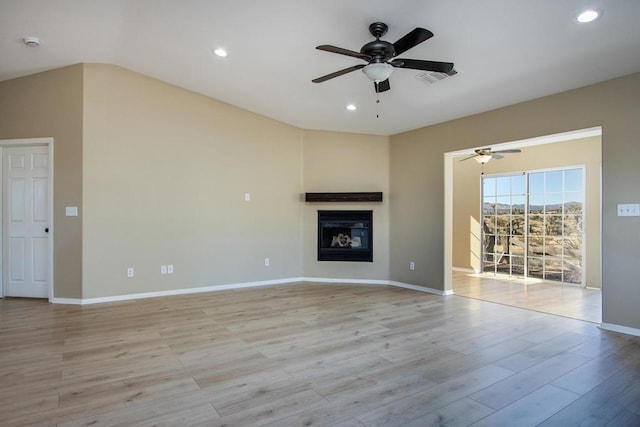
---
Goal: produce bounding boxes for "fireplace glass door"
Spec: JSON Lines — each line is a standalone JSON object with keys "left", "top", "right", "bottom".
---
{"left": 317, "top": 210, "right": 373, "bottom": 262}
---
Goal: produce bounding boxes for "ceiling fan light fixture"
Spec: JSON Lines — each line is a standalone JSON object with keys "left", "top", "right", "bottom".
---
{"left": 474, "top": 154, "right": 492, "bottom": 164}
{"left": 362, "top": 62, "right": 393, "bottom": 82}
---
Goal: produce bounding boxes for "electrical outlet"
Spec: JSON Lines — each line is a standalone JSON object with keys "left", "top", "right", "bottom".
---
{"left": 127, "top": 268, "right": 134, "bottom": 278}
{"left": 409, "top": 261, "right": 415, "bottom": 270}
{"left": 245, "top": 193, "right": 251, "bottom": 201}
{"left": 161, "top": 265, "right": 167, "bottom": 275}
{"left": 264, "top": 258, "right": 270, "bottom": 267}
{"left": 167, "top": 264, "right": 174, "bottom": 274}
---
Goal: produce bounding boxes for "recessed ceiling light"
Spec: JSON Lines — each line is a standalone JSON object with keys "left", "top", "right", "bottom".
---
{"left": 576, "top": 9, "right": 600, "bottom": 23}
{"left": 346, "top": 104, "right": 357, "bottom": 111}
{"left": 214, "top": 48, "right": 227, "bottom": 57}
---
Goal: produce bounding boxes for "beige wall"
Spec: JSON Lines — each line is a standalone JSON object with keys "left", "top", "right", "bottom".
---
{"left": 302, "top": 130, "right": 390, "bottom": 279}
{"left": 82, "top": 64, "right": 303, "bottom": 298}
{"left": 0, "top": 65, "right": 84, "bottom": 298}
{"left": 390, "top": 72, "right": 640, "bottom": 330}
{"left": 452, "top": 136, "right": 602, "bottom": 288}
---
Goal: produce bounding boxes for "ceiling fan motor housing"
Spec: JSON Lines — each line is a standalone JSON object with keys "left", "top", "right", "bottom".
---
{"left": 362, "top": 22, "right": 395, "bottom": 62}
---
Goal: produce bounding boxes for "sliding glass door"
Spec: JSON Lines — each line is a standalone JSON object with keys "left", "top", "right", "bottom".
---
{"left": 482, "top": 167, "right": 584, "bottom": 285}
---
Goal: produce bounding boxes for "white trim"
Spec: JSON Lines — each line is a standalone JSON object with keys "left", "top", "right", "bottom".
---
{"left": 599, "top": 322, "right": 640, "bottom": 338}
{"left": 73, "top": 277, "right": 304, "bottom": 305}
{"left": 389, "top": 280, "right": 455, "bottom": 296}
{"left": 444, "top": 151, "right": 454, "bottom": 294}
{"left": 47, "top": 276, "right": 458, "bottom": 305}
{"left": 303, "top": 277, "right": 389, "bottom": 286}
{"left": 452, "top": 267, "right": 476, "bottom": 274}
{"left": 0, "top": 137, "right": 54, "bottom": 301}
{"left": 51, "top": 298, "right": 83, "bottom": 305}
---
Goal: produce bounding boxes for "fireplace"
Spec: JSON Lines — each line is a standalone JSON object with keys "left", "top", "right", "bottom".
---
{"left": 317, "top": 210, "right": 373, "bottom": 262}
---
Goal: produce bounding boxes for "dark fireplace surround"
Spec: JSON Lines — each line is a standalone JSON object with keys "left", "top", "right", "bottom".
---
{"left": 317, "top": 210, "right": 373, "bottom": 262}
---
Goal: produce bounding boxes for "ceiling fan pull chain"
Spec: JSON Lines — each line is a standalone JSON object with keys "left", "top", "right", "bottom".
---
{"left": 375, "top": 82, "right": 381, "bottom": 118}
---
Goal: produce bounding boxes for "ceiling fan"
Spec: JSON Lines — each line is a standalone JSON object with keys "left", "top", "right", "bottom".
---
{"left": 460, "top": 148, "right": 522, "bottom": 164}
{"left": 312, "top": 22, "right": 454, "bottom": 93}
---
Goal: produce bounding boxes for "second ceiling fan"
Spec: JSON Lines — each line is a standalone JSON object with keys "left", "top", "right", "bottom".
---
{"left": 312, "top": 22, "right": 454, "bottom": 93}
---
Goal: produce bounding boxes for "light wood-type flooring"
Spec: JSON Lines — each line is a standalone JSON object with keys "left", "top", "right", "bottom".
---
{"left": 1, "top": 283, "right": 638, "bottom": 426}
{"left": 452, "top": 270, "right": 602, "bottom": 323}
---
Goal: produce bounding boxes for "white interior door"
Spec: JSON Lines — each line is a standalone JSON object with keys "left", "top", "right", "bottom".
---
{"left": 3, "top": 146, "right": 50, "bottom": 298}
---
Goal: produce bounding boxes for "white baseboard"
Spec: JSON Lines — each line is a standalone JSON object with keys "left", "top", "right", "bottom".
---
{"left": 389, "top": 281, "right": 455, "bottom": 296}
{"left": 50, "top": 297, "right": 83, "bottom": 305}
{"left": 599, "top": 322, "right": 640, "bottom": 338}
{"left": 452, "top": 267, "right": 477, "bottom": 274}
{"left": 55, "top": 277, "right": 304, "bottom": 305}
{"left": 303, "top": 277, "right": 389, "bottom": 286}
{"left": 50, "top": 277, "right": 456, "bottom": 305}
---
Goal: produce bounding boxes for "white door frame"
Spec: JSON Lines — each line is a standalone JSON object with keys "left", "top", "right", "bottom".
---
{"left": 0, "top": 137, "right": 54, "bottom": 301}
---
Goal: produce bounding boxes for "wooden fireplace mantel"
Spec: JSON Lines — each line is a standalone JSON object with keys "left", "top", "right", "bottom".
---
{"left": 305, "top": 192, "right": 383, "bottom": 202}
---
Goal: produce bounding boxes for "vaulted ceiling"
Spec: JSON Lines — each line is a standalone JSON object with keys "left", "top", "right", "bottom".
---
{"left": 1, "top": 0, "right": 639, "bottom": 135}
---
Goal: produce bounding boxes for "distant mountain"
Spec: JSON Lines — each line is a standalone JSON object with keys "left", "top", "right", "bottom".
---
{"left": 484, "top": 201, "right": 582, "bottom": 213}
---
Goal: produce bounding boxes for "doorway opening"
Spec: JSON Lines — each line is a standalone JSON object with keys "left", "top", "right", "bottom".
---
{"left": 444, "top": 127, "right": 601, "bottom": 323}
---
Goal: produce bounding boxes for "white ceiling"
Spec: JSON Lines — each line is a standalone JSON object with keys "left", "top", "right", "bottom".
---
{"left": 1, "top": 0, "right": 639, "bottom": 136}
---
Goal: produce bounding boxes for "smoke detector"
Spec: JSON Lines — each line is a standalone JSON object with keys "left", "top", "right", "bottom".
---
{"left": 23, "top": 37, "right": 41, "bottom": 47}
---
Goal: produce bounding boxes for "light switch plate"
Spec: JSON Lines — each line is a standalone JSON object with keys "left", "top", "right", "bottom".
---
{"left": 617, "top": 203, "right": 640, "bottom": 217}
{"left": 65, "top": 206, "right": 78, "bottom": 217}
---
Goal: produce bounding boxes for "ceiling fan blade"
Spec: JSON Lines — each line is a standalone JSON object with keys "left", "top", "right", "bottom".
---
{"left": 375, "top": 79, "right": 391, "bottom": 93}
{"left": 490, "top": 149, "right": 522, "bottom": 154}
{"left": 393, "top": 28, "right": 433, "bottom": 56}
{"left": 459, "top": 155, "right": 477, "bottom": 162}
{"left": 316, "top": 45, "right": 371, "bottom": 61}
{"left": 391, "top": 58, "right": 454, "bottom": 73}
{"left": 491, "top": 154, "right": 504, "bottom": 160}
{"left": 312, "top": 64, "right": 365, "bottom": 83}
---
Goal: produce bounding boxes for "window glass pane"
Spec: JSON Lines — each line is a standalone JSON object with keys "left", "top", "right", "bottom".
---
{"left": 511, "top": 215, "right": 525, "bottom": 236}
{"left": 483, "top": 216, "right": 496, "bottom": 234}
{"left": 511, "top": 256, "right": 525, "bottom": 276}
{"left": 496, "top": 196, "right": 511, "bottom": 214}
{"left": 545, "top": 215, "right": 563, "bottom": 236}
{"left": 564, "top": 237, "right": 582, "bottom": 259}
{"left": 528, "top": 215, "right": 544, "bottom": 235}
{"left": 528, "top": 257, "right": 543, "bottom": 279}
{"left": 563, "top": 216, "right": 582, "bottom": 237}
{"left": 545, "top": 258, "right": 563, "bottom": 281}
{"left": 496, "top": 176, "right": 511, "bottom": 196}
{"left": 496, "top": 255, "right": 510, "bottom": 274}
{"left": 511, "top": 175, "right": 526, "bottom": 195}
{"left": 545, "top": 237, "right": 563, "bottom": 258}
{"left": 544, "top": 193, "right": 563, "bottom": 213}
{"left": 483, "top": 234, "right": 497, "bottom": 254}
{"left": 529, "top": 172, "right": 544, "bottom": 193}
{"left": 483, "top": 177, "right": 496, "bottom": 197}
{"left": 565, "top": 191, "right": 583, "bottom": 205}
{"left": 545, "top": 171, "right": 562, "bottom": 192}
{"left": 563, "top": 259, "right": 582, "bottom": 284}
{"left": 483, "top": 198, "right": 496, "bottom": 215}
{"left": 528, "top": 236, "right": 544, "bottom": 256}
{"left": 564, "top": 169, "right": 583, "bottom": 192}
{"left": 510, "top": 235, "right": 525, "bottom": 256}
{"left": 496, "top": 217, "right": 510, "bottom": 235}
{"left": 512, "top": 195, "right": 526, "bottom": 214}
{"left": 529, "top": 193, "right": 544, "bottom": 213}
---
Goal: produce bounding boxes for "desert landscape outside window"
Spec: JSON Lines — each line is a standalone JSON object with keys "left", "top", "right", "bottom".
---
{"left": 482, "top": 167, "right": 584, "bottom": 285}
